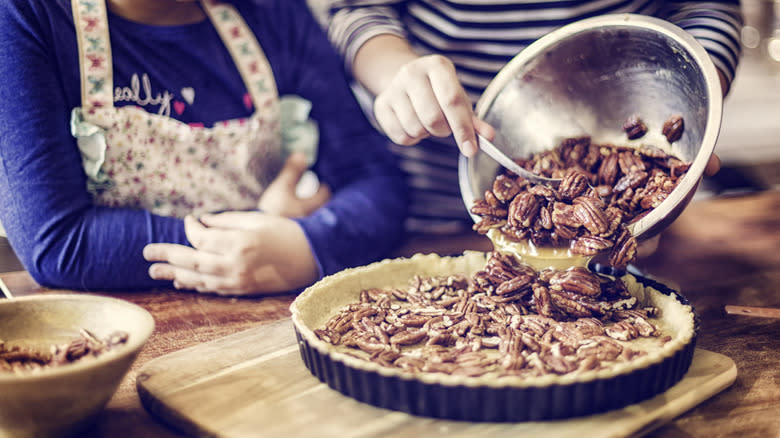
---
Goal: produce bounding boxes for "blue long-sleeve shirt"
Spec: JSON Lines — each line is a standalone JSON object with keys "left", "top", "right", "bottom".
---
{"left": 0, "top": 0, "right": 408, "bottom": 291}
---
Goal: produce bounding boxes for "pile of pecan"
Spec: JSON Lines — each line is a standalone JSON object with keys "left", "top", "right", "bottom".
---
{"left": 0, "top": 329, "right": 129, "bottom": 374}
{"left": 315, "top": 252, "right": 668, "bottom": 378}
{"left": 471, "top": 135, "right": 691, "bottom": 269}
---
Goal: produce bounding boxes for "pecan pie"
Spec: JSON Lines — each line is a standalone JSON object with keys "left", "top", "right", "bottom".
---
{"left": 291, "top": 252, "right": 697, "bottom": 421}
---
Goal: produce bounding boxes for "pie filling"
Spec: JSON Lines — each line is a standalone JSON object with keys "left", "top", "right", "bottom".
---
{"left": 291, "top": 251, "right": 694, "bottom": 388}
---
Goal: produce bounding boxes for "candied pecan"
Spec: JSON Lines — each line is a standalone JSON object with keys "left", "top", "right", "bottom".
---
{"left": 662, "top": 115, "right": 684, "bottom": 142}
{"left": 495, "top": 275, "right": 534, "bottom": 297}
{"left": 532, "top": 284, "right": 555, "bottom": 318}
{"left": 571, "top": 235, "right": 614, "bottom": 255}
{"left": 558, "top": 136, "right": 591, "bottom": 167}
{"left": 618, "top": 151, "right": 646, "bottom": 174}
{"left": 608, "top": 228, "right": 638, "bottom": 270}
{"left": 623, "top": 115, "right": 648, "bottom": 139}
{"left": 577, "top": 337, "right": 623, "bottom": 361}
{"left": 549, "top": 292, "right": 594, "bottom": 318}
{"left": 508, "top": 192, "right": 542, "bottom": 228}
{"left": 492, "top": 174, "right": 523, "bottom": 203}
{"left": 597, "top": 152, "right": 620, "bottom": 186}
{"left": 526, "top": 184, "right": 558, "bottom": 201}
{"left": 470, "top": 199, "right": 507, "bottom": 218}
{"left": 553, "top": 223, "right": 580, "bottom": 240}
{"left": 639, "top": 188, "right": 669, "bottom": 210}
{"left": 537, "top": 204, "right": 553, "bottom": 230}
{"left": 637, "top": 144, "right": 669, "bottom": 159}
{"left": 605, "top": 321, "right": 639, "bottom": 341}
{"left": 473, "top": 216, "right": 506, "bottom": 235}
{"left": 542, "top": 351, "right": 578, "bottom": 374}
{"left": 390, "top": 329, "right": 427, "bottom": 346}
{"left": 547, "top": 267, "right": 602, "bottom": 297}
{"left": 551, "top": 201, "right": 581, "bottom": 229}
{"left": 484, "top": 189, "right": 503, "bottom": 208}
{"left": 573, "top": 196, "right": 609, "bottom": 235}
{"left": 558, "top": 168, "right": 590, "bottom": 202}
{"left": 613, "top": 170, "right": 648, "bottom": 193}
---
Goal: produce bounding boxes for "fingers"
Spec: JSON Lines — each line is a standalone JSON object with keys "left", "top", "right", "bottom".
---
{"left": 372, "top": 55, "right": 479, "bottom": 156}
{"left": 296, "top": 184, "right": 331, "bottom": 215}
{"left": 198, "top": 212, "right": 265, "bottom": 230}
{"left": 704, "top": 153, "right": 721, "bottom": 177}
{"left": 427, "top": 58, "right": 478, "bottom": 156}
{"left": 473, "top": 116, "right": 496, "bottom": 141}
{"left": 272, "top": 152, "right": 308, "bottom": 191}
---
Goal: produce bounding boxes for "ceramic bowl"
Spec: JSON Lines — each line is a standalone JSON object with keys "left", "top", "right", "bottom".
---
{"left": 458, "top": 13, "right": 723, "bottom": 242}
{"left": 0, "top": 294, "right": 154, "bottom": 438}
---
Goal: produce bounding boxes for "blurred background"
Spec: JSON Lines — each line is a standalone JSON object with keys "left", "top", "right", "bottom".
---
{"left": 703, "top": 0, "right": 780, "bottom": 196}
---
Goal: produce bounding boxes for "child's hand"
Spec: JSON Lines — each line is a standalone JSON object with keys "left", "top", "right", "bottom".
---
{"left": 372, "top": 54, "right": 494, "bottom": 157}
{"left": 143, "top": 213, "right": 318, "bottom": 296}
{"left": 259, "top": 152, "right": 331, "bottom": 217}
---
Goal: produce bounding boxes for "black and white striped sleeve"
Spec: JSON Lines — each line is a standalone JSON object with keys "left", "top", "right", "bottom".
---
{"left": 326, "top": 1, "right": 408, "bottom": 73}
{"left": 659, "top": 1, "right": 744, "bottom": 87}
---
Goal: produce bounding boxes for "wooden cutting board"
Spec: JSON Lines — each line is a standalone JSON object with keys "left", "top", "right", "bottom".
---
{"left": 136, "top": 318, "right": 737, "bottom": 438}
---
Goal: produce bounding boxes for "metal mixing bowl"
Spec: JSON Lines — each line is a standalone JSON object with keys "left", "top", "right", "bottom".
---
{"left": 459, "top": 14, "right": 723, "bottom": 242}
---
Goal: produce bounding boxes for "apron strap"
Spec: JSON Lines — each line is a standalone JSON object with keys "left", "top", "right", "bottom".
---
{"left": 201, "top": 0, "right": 279, "bottom": 111}
{"left": 71, "top": 0, "right": 115, "bottom": 112}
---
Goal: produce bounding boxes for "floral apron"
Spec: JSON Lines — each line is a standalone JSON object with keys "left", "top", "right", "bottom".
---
{"left": 70, "top": 0, "right": 288, "bottom": 217}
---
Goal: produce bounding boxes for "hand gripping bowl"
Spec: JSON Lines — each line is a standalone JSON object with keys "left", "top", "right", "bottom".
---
{"left": 459, "top": 14, "right": 724, "bottom": 243}
{"left": 291, "top": 252, "right": 698, "bottom": 422}
{"left": 0, "top": 294, "right": 154, "bottom": 438}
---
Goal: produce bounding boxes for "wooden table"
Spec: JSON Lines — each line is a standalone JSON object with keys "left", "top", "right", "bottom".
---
{"left": 1, "top": 189, "right": 778, "bottom": 438}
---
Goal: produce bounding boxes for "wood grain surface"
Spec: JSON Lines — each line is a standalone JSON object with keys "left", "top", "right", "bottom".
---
{"left": 0, "top": 189, "right": 778, "bottom": 438}
{"left": 136, "top": 318, "right": 738, "bottom": 438}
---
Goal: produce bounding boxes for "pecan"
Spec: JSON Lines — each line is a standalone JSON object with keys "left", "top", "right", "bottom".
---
{"left": 549, "top": 291, "right": 594, "bottom": 317}
{"left": 613, "top": 170, "right": 648, "bottom": 193}
{"left": 551, "top": 202, "right": 581, "bottom": 229}
{"left": 547, "top": 267, "right": 602, "bottom": 297}
{"left": 623, "top": 115, "right": 648, "bottom": 139}
{"left": 662, "top": 115, "right": 684, "bottom": 142}
{"left": 470, "top": 199, "right": 507, "bottom": 218}
{"left": 390, "top": 329, "right": 427, "bottom": 346}
{"left": 558, "top": 168, "right": 590, "bottom": 202}
{"left": 473, "top": 216, "right": 506, "bottom": 235}
{"left": 605, "top": 321, "right": 639, "bottom": 341}
{"left": 527, "top": 184, "right": 557, "bottom": 200}
{"left": 597, "top": 152, "right": 620, "bottom": 186}
{"left": 492, "top": 174, "right": 523, "bottom": 203}
{"left": 570, "top": 235, "right": 613, "bottom": 255}
{"left": 637, "top": 144, "right": 669, "bottom": 159}
{"left": 508, "top": 192, "right": 542, "bottom": 228}
{"left": 608, "top": 228, "right": 638, "bottom": 270}
{"left": 495, "top": 274, "right": 534, "bottom": 297}
{"left": 573, "top": 196, "right": 609, "bottom": 235}
{"left": 618, "top": 151, "right": 646, "bottom": 174}
{"left": 577, "top": 337, "right": 623, "bottom": 361}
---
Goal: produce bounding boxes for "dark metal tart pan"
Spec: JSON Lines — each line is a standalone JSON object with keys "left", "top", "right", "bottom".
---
{"left": 290, "top": 253, "right": 698, "bottom": 422}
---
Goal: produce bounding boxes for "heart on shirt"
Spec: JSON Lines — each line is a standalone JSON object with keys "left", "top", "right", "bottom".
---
{"left": 173, "top": 100, "right": 186, "bottom": 115}
{"left": 181, "top": 87, "right": 195, "bottom": 105}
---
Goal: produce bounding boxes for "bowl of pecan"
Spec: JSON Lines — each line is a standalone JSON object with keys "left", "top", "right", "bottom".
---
{"left": 459, "top": 13, "right": 723, "bottom": 250}
{"left": 0, "top": 294, "right": 154, "bottom": 438}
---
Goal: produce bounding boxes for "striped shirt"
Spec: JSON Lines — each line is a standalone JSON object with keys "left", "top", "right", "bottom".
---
{"left": 325, "top": 0, "right": 744, "bottom": 234}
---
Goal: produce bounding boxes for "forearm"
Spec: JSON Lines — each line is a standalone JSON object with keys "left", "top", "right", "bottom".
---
{"left": 2, "top": 201, "right": 186, "bottom": 290}
{"left": 352, "top": 33, "right": 419, "bottom": 96}
{"left": 659, "top": 1, "right": 743, "bottom": 94}
{"left": 296, "top": 174, "right": 407, "bottom": 278}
